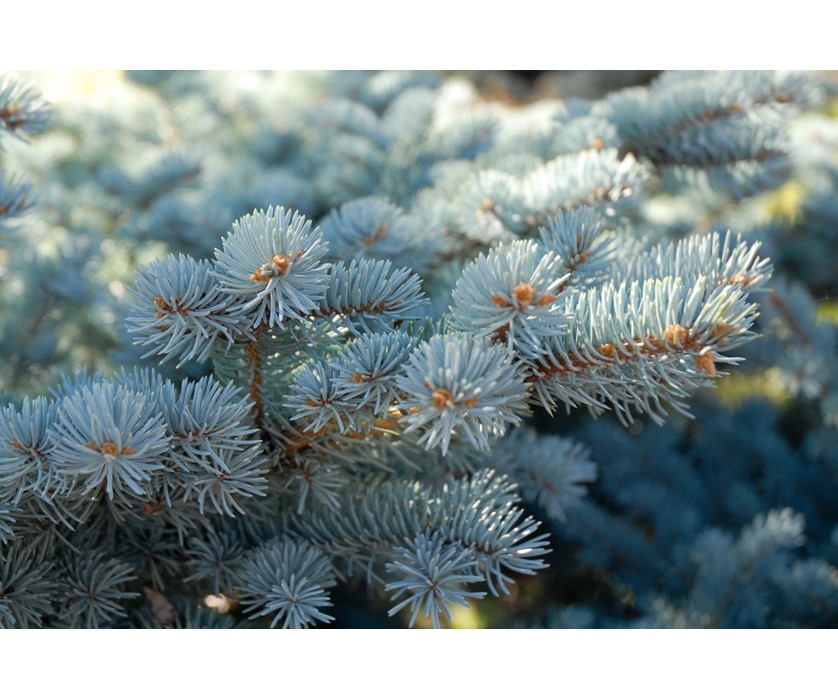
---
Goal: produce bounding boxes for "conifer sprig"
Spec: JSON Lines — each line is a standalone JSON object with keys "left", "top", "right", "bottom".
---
{"left": 396, "top": 334, "right": 530, "bottom": 454}
{"left": 213, "top": 207, "right": 331, "bottom": 329}
{"left": 0, "top": 74, "right": 51, "bottom": 139}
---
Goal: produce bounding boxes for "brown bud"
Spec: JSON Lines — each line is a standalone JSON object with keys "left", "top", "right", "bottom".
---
{"left": 695, "top": 353, "right": 717, "bottom": 376}
{"left": 272, "top": 254, "right": 291, "bottom": 274}
{"left": 710, "top": 322, "right": 737, "bottom": 339}
{"left": 431, "top": 388, "right": 454, "bottom": 409}
{"left": 665, "top": 324, "right": 689, "bottom": 346}
{"left": 729, "top": 273, "right": 753, "bottom": 286}
{"left": 514, "top": 282, "right": 536, "bottom": 306}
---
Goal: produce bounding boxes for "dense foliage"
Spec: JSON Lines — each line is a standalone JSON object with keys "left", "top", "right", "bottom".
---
{"left": 1, "top": 70, "right": 836, "bottom": 628}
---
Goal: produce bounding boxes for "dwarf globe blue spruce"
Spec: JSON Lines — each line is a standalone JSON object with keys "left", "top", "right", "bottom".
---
{"left": 1, "top": 70, "right": 835, "bottom": 629}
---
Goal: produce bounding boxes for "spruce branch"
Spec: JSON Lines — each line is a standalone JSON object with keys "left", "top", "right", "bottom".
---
{"left": 0, "top": 504, "right": 14, "bottom": 545}
{"left": 289, "top": 469, "right": 550, "bottom": 600}
{"left": 327, "top": 331, "right": 419, "bottom": 415}
{"left": 450, "top": 170, "right": 530, "bottom": 244}
{"left": 0, "top": 74, "right": 51, "bottom": 139}
{"left": 0, "top": 396, "right": 57, "bottom": 504}
{"left": 664, "top": 509, "right": 807, "bottom": 628}
{"left": 313, "top": 258, "right": 429, "bottom": 334}
{"left": 54, "top": 549, "right": 139, "bottom": 628}
{"left": 233, "top": 536, "right": 337, "bottom": 629}
{"left": 449, "top": 239, "right": 570, "bottom": 358}
{"left": 126, "top": 254, "right": 250, "bottom": 366}
{"left": 48, "top": 383, "right": 171, "bottom": 500}
{"left": 0, "top": 172, "right": 34, "bottom": 229}
{"left": 385, "top": 530, "right": 486, "bottom": 628}
{"left": 180, "top": 443, "right": 270, "bottom": 517}
{"left": 627, "top": 231, "right": 773, "bottom": 291}
{"left": 537, "top": 206, "right": 618, "bottom": 292}
{"left": 285, "top": 361, "right": 356, "bottom": 434}
{"left": 183, "top": 524, "right": 247, "bottom": 593}
{"left": 156, "top": 375, "right": 261, "bottom": 474}
{"left": 492, "top": 428, "right": 597, "bottom": 522}
{"left": 521, "top": 148, "right": 647, "bottom": 223}
{"left": 527, "top": 276, "right": 761, "bottom": 423}
{"left": 608, "top": 71, "right": 812, "bottom": 198}
{"left": 213, "top": 207, "right": 331, "bottom": 329}
{"left": 0, "top": 541, "right": 58, "bottom": 628}
{"left": 611, "top": 70, "right": 811, "bottom": 165}
{"left": 396, "top": 333, "right": 530, "bottom": 454}
{"left": 319, "top": 195, "right": 443, "bottom": 275}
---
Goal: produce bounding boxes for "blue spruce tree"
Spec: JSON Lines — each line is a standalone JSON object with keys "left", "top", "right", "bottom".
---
{"left": 1, "top": 70, "right": 835, "bottom": 628}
